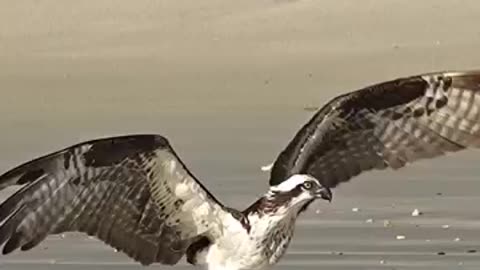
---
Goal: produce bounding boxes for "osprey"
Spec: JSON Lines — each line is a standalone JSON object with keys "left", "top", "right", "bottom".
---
{"left": 1, "top": 70, "right": 480, "bottom": 270}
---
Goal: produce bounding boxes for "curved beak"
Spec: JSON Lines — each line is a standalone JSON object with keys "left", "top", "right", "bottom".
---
{"left": 315, "top": 187, "right": 332, "bottom": 202}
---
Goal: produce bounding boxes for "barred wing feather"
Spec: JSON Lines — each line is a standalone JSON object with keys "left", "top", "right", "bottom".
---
{"left": 270, "top": 71, "right": 480, "bottom": 188}
{"left": 0, "top": 134, "right": 227, "bottom": 265}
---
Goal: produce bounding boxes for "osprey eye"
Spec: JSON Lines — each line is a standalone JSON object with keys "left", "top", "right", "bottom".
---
{"left": 302, "top": 182, "right": 313, "bottom": 190}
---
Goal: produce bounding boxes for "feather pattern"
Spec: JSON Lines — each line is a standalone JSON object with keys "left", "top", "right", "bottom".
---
{"left": 0, "top": 134, "right": 227, "bottom": 265}
{"left": 270, "top": 71, "right": 480, "bottom": 187}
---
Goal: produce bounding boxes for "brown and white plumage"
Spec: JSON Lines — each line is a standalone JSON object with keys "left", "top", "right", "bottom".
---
{"left": 271, "top": 71, "right": 480, "bottom": 188}
{"left": 2, "top": 70, "right": 480, "bottom": 269}
{"left": 0, "top": 135, "right": 228, "bottom": 265}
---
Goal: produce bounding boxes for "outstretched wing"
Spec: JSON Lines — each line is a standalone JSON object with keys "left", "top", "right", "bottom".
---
{"left": 270, "top": 70, "right": 480, "bottom": 188}
{"left": 0, "top": 134, "right": 227, "bottom": 265}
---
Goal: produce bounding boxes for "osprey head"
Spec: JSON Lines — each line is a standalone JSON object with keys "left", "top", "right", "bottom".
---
{"left": 267, "top": 174, "right": 332, "bottom": 213}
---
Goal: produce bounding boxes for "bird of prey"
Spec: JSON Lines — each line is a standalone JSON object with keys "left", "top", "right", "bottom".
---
{"left": 1, "top": 70, "right": 480, "bottom": 270}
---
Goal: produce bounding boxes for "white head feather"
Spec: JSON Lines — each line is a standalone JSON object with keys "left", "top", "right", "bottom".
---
{"left": 269, "top": 174, "right": 318, "bottom": 192}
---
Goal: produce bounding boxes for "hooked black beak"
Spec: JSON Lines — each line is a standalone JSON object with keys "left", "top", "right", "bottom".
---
{"left": 316, "top": 187, "right": 332, "bottom": 202}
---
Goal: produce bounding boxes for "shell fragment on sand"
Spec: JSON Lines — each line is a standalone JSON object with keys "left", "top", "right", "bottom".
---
{"left": 412, "top": 209, "right": 422, "bottom": 216}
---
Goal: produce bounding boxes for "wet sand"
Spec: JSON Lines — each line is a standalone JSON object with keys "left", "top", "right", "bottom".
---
{"left": 2, "top": 1, "right": 480, "bottom": 269}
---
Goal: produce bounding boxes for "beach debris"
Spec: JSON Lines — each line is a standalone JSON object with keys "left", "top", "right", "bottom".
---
{"left": 437, "top": 251, "right": 446, "bottom": 255}
{"left": 441, "top": 224, "right": 450, "bottom": 229}
{"left": 425, "top": 239, "right": 431, "bottom": 242}
{"left": 436, "top": 192, "right": 443, "bottom": 196}
{"left": 352, "top": 207, "right": 360, "bottom": 212}
{"left": 365, "top": 218, "right": 374, "bottom": 223}
{"left": 467, "top": 249, "right": 477, "bottom": 254}
{"left": 396, "top": 235, "right": 406, "bottom": 240}
{"left": 315, "top": 209, "right": 322, "bottom": 214}
{"left": 383, "top": 220, "right": 392, "bottom": 227}
{"left": 60, "top": 234, "right": 66, "bottom": 239}
{"left": 114, "top": 248, "right": 119, "bottom": 253}
{"left": 411, "top": 209, "right": 422, "bottom": 216}
{"left": 260, "top": 162, "right": 274, "bottom": 172}
{"left": 454, "top": 237, "right": 461, "bottom": 242}
{"left": 380, "top": 260, "right": 386, "bottom": 265}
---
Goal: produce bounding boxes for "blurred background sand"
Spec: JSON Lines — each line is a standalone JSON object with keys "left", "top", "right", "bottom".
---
{"left": 1, "top": 1, "right": 480, "bottom": 269}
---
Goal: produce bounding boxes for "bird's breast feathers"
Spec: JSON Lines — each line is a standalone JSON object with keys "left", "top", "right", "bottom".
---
{"left": 200, "top": 211, "right": 296, "bottom": 270}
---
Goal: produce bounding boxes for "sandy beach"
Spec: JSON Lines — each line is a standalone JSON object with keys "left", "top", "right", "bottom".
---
{"left": 2, "top": 1, "right": 480, "bottom": 269}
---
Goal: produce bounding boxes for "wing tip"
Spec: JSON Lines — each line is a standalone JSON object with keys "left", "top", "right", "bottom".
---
{"left": 1, "top": 231, "right": 23, "bottom": 255}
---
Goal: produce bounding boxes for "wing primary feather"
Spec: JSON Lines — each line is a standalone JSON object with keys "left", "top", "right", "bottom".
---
{"left": 2, "top": 231, "right": 23, "bottom": 255}
{"left": 0, "top": 205, "right": 25, "bottom": 248}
